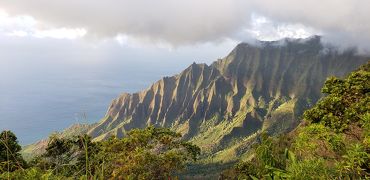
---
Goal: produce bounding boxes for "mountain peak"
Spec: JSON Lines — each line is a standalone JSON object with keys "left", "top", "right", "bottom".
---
{"left": 88, "top": 39, "right": 368, "bottom": 156}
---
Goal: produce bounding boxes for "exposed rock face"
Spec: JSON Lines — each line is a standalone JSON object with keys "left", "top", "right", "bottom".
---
{"left": 88, "top": 36, "right": 368, "bottom": 154}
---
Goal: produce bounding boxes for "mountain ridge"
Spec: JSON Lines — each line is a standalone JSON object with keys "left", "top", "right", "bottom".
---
{"left": 22, "top": 36, "right": 369, "bottom": 161}
{"left": 86, "top": 36, "right": 368, "bottom": 159}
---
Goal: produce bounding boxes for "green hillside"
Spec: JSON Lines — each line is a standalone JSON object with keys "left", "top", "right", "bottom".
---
{"left": 221, "top": 62, "right": 370, "bottom": 179}
{"left": 88, "top": 36, "right": 367, "bottom": 163}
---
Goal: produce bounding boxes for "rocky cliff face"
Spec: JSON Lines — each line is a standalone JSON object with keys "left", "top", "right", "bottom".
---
{"left": 88, "top": 36, "right": 368, "bottom": 157}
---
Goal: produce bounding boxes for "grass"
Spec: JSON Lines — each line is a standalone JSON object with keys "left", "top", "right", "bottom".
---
{"left": 190, "top": 111, "right": 249, "bottom": 153}
{"left": 262, "top": 98, "right": 297, "bottom": 131}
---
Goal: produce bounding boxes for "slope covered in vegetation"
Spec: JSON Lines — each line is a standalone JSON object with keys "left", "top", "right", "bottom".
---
{"left": 88, "top": 37, "right": 368, "bottom": 162}
{"left": 221, "top": 62, "right": 370, "bottom": 179}
{"left": 1, "top": 127, "right": 200, "bottom": 179}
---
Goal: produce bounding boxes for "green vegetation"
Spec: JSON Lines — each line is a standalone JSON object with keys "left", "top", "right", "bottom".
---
{"left": 0, "top": 126, "right": 200, "bottom": 179}
{"left": 0, "top": 131, "right": 26, "bottom": 174}
{"left": 1, "top": 56, "right": 369, "bottom": 178}
{"left": 304, "top": 62, "right": 370, "bottom": 132}
{"left": 221, "top": 62, "right": 370, "bottom": 179}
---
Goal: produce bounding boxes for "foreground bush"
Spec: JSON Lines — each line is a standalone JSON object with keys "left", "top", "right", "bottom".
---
{"left": 1, "top": 126, "right": 200, "bottom": 179}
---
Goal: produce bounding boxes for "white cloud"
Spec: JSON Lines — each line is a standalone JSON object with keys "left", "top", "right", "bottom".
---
{"left": 0, "top": 10, "right": 36, "bottom": 30}
{"left": 248, "top": 0, "right": 370, "bottom": 51}
{"left": 115, "top": 34, "right": 172, "bottom": 49}
{"left": 0, "top": 0, "right": 369, "bottom": 49}
{"left": 7, "top": 30, "right": 28, "bottom": 37}
{"left": 0, "top": 9, "right": 86, "bottom": 40}
{"left": 0, "top": 1, "right": 249, "bottom": 45}
{"left": 246, "top": 14, "right": 318, "bottom": 41}
{"left": 32, "top": 28, "right": 86, "bottom": 39}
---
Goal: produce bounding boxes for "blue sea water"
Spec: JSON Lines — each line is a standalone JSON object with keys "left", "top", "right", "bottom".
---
{"left": 0, "top": 69, "right": 163, "bottom": 144}
{"left": 0, "top": 56, "right": 200, "bottom": 144}
{"left": 0, "top": 37, "right": 236, "bottom": 145}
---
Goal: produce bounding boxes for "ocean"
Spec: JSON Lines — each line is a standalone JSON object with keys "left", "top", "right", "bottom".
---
{"left": 0, "top": 37, "right": 235, "bottom": 145}
{"left": 0, "top": 69, "right": 163, "bottom": 144}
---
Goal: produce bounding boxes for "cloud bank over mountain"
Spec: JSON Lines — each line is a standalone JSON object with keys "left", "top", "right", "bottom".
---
{"left": 0, "top": 0, "right": 369, "bottom": 50}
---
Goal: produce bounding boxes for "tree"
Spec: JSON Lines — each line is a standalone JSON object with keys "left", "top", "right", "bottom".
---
{"left": 73, "top": 134, "right": 101, "bottom": 178}
{"left": 100, "top": 126, "right": 201, "bottom": 179}
{"left": 0, "top": 130, "right": 26, "bottom": 173}
{"left": 304, "top": 62, "right": 370, "bottom": 132}
{"left": 42, "top": 134, "right": 74, "bottom": 175}
{"left": 28, "top": 126, "right": 200, "bottom": 179}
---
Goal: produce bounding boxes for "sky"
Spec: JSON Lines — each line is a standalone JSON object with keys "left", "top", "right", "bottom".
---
{"left": 1, "top": 0, "right": 369, "bottom": 48}
{"left": 0, "top": 1, "right": 369, "bottom": 144}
